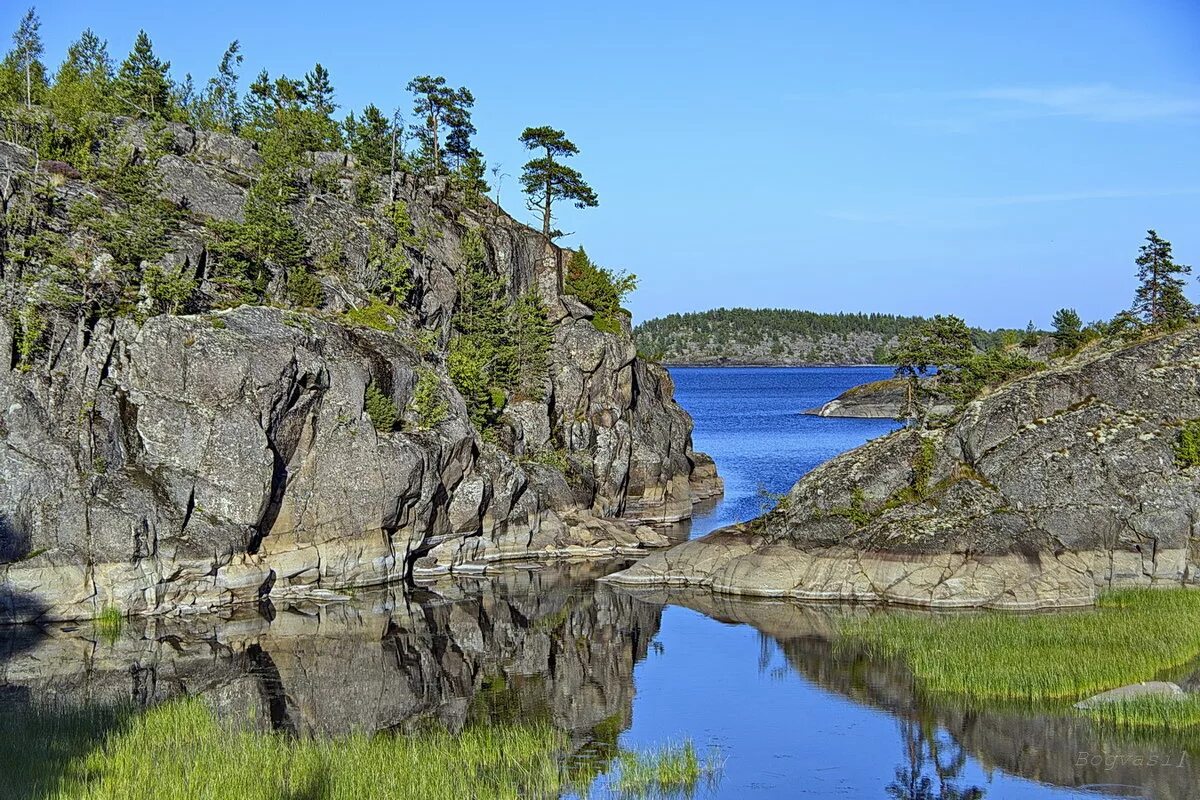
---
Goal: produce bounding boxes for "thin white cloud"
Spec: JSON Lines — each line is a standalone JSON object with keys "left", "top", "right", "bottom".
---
{"left": 963, "top": 84, "right": 1200, "bottom": 123}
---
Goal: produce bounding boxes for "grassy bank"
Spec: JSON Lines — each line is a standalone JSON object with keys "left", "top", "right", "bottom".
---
{"left": 838, "top": 588, "right": 1200, "bottom": 725}
{"left": 1, "top": 698, "right": 566, "bottom": 800}
{"left": 1, "top": 696, "right": 720, "bottom": 800}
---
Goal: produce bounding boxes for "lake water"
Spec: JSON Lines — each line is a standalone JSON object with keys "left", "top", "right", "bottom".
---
{"left": 1, "top": 367, "right": 1195, "bottom": 799}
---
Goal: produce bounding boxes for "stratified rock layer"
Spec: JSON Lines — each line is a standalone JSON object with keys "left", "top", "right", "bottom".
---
{"left": 609, "top": 330, "right": 1200, "bottom": 608}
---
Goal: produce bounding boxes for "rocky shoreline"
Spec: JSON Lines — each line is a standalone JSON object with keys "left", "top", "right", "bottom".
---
{"left": 609, "top": 329, "right": 1200, "bottom": 608}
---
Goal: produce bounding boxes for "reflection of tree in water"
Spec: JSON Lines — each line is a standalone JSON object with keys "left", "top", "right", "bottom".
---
{"left": 886, "top": 717, "right": 985, "bottom": 800}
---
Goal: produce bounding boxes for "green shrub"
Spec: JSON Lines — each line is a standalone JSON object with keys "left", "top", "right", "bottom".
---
{"left": 1175, "top": 419, "right": 1200, "bottom": 467}
{"left": 564, "top": 247, "right": 636, "bottom": 335}
{"left": 15, "top": 304, "right": 47, "bottom": 370}
{"left": 352, "top": 169, "right": 378, "bottom": 208}
{"left": 411, "top": 368, "right": 447, "bottom": 429}
{"left": 143, "top": 264, "right": 196, "bottom": 314}
{"left": 364, "top": 382, "right": 398, "bottom": 432}
{"left": 285, "top": 267, "right": 323, "bottom": 308}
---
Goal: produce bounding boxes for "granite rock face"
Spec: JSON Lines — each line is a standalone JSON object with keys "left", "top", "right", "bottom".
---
{"left": 609, "top": 330, "right": 1200, "bottom": 608}
{"left": 0, "top": 120, "right": 718, "bottom": 622}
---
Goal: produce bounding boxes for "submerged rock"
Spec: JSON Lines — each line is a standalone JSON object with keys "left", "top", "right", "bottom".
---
{"left": 609, "top": 329, "right": 1200, "bottom": 608}
{"left": 1075, "top": 682, "right": 1186, "bottom": 709}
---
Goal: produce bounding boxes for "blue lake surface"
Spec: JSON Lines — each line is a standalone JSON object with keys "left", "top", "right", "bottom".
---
{"left": 670, "top": 366, "right": 901, "bottom": 538}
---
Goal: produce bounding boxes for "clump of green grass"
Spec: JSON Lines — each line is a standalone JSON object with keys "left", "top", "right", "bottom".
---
{"left": 1080, "top": 694, "right": 1200, "bottom": 734}
{"left": 612, "top": 740, "right": 722, "bottom": 798}
{"left": 6, "top": 697, "right": 569, "bottom": 800}
{"left": 93, "top": 605, "right": 124, "bottom": 644}
{"left": 838, "top": 588, "right": 1200, "bottom": 706}
{"left": 343, "top": 298, "right": 403, "bottom": 332}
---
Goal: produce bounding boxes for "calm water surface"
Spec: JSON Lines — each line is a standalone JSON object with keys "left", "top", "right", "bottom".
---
{"left": 1, "top": 367, "right": 1193, "bottom": 799}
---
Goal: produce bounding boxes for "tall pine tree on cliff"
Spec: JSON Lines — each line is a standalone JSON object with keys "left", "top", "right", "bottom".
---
{"left": 1133, "top": 230, "right": 1193, "bottom": 329}
{"left": 115, "top": 30, "right": 171, "bottom": 116}
{"left": 518, "top": 126, "right": 597, "bottom": 240}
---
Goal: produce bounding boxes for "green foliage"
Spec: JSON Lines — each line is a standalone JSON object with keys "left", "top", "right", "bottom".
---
{"left": 1051, "top": 307, "right": 1083, "bottom": 353}
{"left": 143, "top": 264, "right": 196, "bottom": 314}
{"left": 511, "top": 290, "right": 553, "bottom": 400}
{"left": 448, "top": 335, "right": 500, "bottom": 429}
{"left": 185, "top": 40, "right": 242, "bottom": 132}
{"left": 518, "top": 125, "right": 598, "bottom": 238}
{"left": 93, "top": 604, "right": 124, "bottom": 645}
{"left": 1174, "top": 419, "right": 1200, "bottom": 468}
{"left": 114, "top": 30, "right": 171, "bottom": 117}
{"left": 343, "top": 103, "right": 397, "bottom": 174}
{"left": 364, "top": 381, "right": 398, "bottom": 432}
{"left": 0, "top": 8, "right": 48, "bottom": 109}
{"left": 352, "top": 169, "right": 378, "bottom": 208}
{"left": 827, "top": 486, "right": 871, "bottom": 526}
{"left": 1133, "top": 230, "right": 1194, "bottom": 330}
{"left": 564, "top": 247, "right": 635, "bottom": 335}
{"left": 411, "top": 368, "right": 447, "bottom": 429}
{"left": 284, "top": 267, "right": 323, "bottom": 307}
{"left": 407, "top": 75, "right": 476, "bottom": 175}
{"left": 14, "top": 303, "right": 46, "bottom": 369}
{"left": 343, "top": 298, "right": 403, "bottom": 331}
{"left": 892, "top": 315, "right": 975, "bottom": 378}
{"left": 1020, "top": 320, "right": 1040, "bottom": 349}
{"left": 613, "top": 741, "right": 722, "bottom": 798}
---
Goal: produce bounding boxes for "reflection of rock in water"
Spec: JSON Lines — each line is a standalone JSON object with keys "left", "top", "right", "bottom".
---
{"left": 624, "top": 587, "right": 1198, "bottom": 800}
{"left": 0, "top": 562, "right": 661, "bottom": 754}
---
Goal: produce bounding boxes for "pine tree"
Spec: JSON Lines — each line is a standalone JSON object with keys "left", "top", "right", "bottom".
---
{"left": 511, "top": 290, "right": 552, "bottom": 399}
{"left": 518, "top": 126, "right": 598, "bottom": 239}
{"left": 192, "top": 40, "right": 242, "bottom": 132}
{"left": 115, "top": 30, "right": 171, "bottom": 116}
{"left": 48, "top": 29, "right": 113, "bottom": 134}
{"left": 344, "top": 104, "right": 393, "bottom": 173}
{"left": 1, "top": 7, "right": 47, "bottom": 108}
{"left": 1133, "top": 230, "right": 1193, "bottom": 329}
{"left": 1051, "top": 308, "right": 1083, "bottom": 351}
{"left": 406, "top": 75, "right": 474, "bottom": 175}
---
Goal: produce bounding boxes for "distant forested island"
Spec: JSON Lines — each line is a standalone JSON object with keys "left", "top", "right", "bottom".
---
{"left": 634, "top": 308, "right": 1009, "bottom": 365}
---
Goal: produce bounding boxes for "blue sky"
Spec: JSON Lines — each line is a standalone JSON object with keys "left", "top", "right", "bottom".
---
{"left": 6, "top": 1, "right": 1199, "bottom": 328}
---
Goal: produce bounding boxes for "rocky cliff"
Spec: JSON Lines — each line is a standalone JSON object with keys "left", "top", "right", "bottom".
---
{"left": 0, "top": 118, "right": 720, "bottom": 622}
{"left": 609, "top": 329, "right": 1200, "bottom": 608}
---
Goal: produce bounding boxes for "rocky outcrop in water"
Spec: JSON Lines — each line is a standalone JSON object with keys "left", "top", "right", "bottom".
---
{"left": 0, "top": 119, "right": 718, "bottom": 622}
{"left": 609, "top": 329, "right": 1200, "bottom": 608}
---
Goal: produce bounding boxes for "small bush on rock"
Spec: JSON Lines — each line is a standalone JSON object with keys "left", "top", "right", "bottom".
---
{"left": 364, "top": 382, "right": 398, "bottom": 432}
{"left": 1175, "top": 419, "right": 1200, "bottom": 468}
